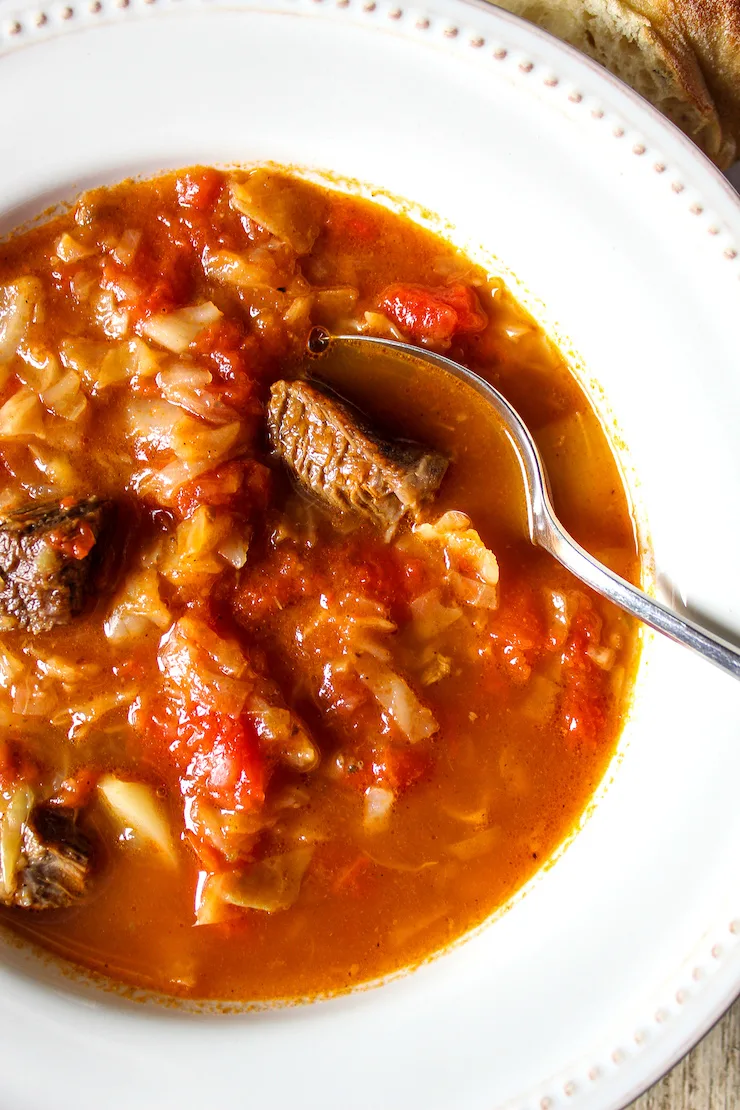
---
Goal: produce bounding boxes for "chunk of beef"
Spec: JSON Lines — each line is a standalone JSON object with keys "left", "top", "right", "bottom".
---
{"left": 0, "top": 497, "right": 112, "bottom": 633}
{"left": 9, "top": 806, "right": 92, "bottom": 911}
{"left": 267, "top": 380, "right": 448, "bottom": 532}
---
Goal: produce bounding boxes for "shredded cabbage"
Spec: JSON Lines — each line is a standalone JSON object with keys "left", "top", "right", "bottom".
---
{"left": 125, "top": 398, "right": 182, "bottom": 451}
{"left": 0, "top": 278, "right": 42, "bottom": 366}
{"left": 203, "top": 249, "right": 276, "bottom": 288}
{"left": 171, "top": 416, "right": 242, "bottom": 464}
{"left": 283, "top": 295, "right": 312, "bottom": 329}
{"left": 127, "top": 401, "right": 243, "bottom": 469}
{"left": 12, "top": 673, "right": 56, "bottom": 717}
{"left": 41, "top": 369, "right": 87, "bottom": 421}
{"left": 361, "top": 311, "right": 404, "bottom": 339}
{"left": 419, "top": 650, "right": 452, "bottom": 687}
{"left": 194, "top": 870, "right": 235, "bottom": 925}
{"left": 156, "top": 363, "right": 238, "bottom": 426}
{"left": 104, "top": 569, "right": 171, "bottom": 644}
{"left": 364, "top": 848, "right": 437, "bottom": 873}
{"left": 28, "top": 648, "right": 101, "bottom": 685}
{"left": 28, "top": 443, "right": 78, "bottom": 491}
{"left": 355, "top": 652, "right": 438, "bottom": 742}
{"left": 441, "top": 798, "right": 489, "bottom": 825}
{"left": 313, "top": 286, "right": 358, "bottom": 315}
{"left": 52, "top": 688, "right": 136, "bottom": 741}
{"left": 543, "top": 588, "right": 573, "bottom": 647}
{"left": 301, "top": 592, "right": 396, "bottom": 662}
{"left": 158, "top": 505, "right": 234, "bottom": 586}
{"left": 0, "top": 643, "right": 23, "bottom": 690}
{"left": 186, "top": 797, "right": 269, "bottom": 865}
{"left": 55, "top": 233, "right": 93, "bottom": 263}
{"left": 62, "top": 336, "right": 161, "bottom": 393}
{"left": 229, "top": 171, "right": 323, "bottom": 254}
{"left": 586, "top": 644, "right": 616, "bottom": 670}
{"left": 448, "top": 571, "right": 498, "bottom": 610}
{"left": 16, "top": 341, "right": 60, "bottom": 392}
{"left": 363, "top": 785, "right": 395, "bottom": 833}
{"left": 133, "top": 456, "right": 217, "bottom": 504}
{"left": 414, "top": 511, "right": 499, "bottom": 586}
{"left": 0, "top": 785, "right": 34, "bottom": 898}
{"left": 93, "top": 289, "right": 129, "bottom": 339}
{"left": 141, "top": 302, "right": 222, "bottom": 353}
{"left": 217, "top": 532, "right": 250, "bottom": 569}
{"left": 174, "top": 616, "right": 247, "bottom": 678}
{"left": 409, "top": 590, "right": 462, "bottom": 641}
{"left": 247, "top": 697, "right": 319, "bottom": 772}
{"left": 111, "top": 229, "right": 142, "bottom": 267}
{"left": 159, "top": 618, "right": 249, "bottom": 717}
{"left": 448, "top": 826, "right": 500, "bottom": 860}
{"left": 521, "top": 674, "right": 559, "bottom": 721}
{"left": 0, "top": 388, "right": 45, "bottom": 439}
{"left": 217, "top": 846, "right": 314, "bottom": 913}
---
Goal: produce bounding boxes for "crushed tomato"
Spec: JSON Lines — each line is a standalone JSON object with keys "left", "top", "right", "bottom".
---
{"left": 175, "top": 459, "right": 273, "bottom": 519}
{"left": 141, "top": 698, "right": 268, "bottom": 812}
{"left": 379, "top": 282, "right": 487, "bottom": 343}
{"left": 175, "top": 169, "right": 225, "bottom": 212}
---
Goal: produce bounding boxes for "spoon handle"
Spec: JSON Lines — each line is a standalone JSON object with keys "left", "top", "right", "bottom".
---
{"left": 539, "top": 514, "right": 740, "bottom": 681}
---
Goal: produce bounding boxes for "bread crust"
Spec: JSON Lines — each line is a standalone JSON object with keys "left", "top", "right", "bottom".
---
{"left": 678, "top": 0, "right": 740, "bottom": 163}
{"left": 493, "top": 0, "right": 740, "bottom": 167}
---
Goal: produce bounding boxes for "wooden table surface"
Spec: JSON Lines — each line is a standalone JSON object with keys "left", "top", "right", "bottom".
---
{"left": 628, "top": 998, "right": 740, "bottom": 1109}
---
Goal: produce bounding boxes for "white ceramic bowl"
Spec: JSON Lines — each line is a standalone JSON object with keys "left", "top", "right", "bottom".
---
{"left": 1, "top": 1, "right": 739, "bottom": 1107}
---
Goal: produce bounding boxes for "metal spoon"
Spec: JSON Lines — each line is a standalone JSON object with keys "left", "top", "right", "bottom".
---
{"left": 306, "top": 327, "right": 740, "bottom": 682}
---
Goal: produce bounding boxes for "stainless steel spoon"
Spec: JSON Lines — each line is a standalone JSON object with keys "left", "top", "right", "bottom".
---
{"left": 306, "top": 327, "right": 740, "bottom": 682}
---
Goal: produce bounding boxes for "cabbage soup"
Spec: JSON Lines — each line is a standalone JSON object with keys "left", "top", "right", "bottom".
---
{"left": 0, "top": 167, "right": 640, "bottom": 1000}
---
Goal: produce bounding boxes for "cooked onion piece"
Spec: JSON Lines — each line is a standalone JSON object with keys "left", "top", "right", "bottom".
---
{"left": 98, "top": 776, "right": 176, "bottom": 864}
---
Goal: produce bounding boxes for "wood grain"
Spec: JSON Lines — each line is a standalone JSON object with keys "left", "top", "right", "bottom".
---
{"left": 629, "top": 998, "right": 740, "bottom": 1109}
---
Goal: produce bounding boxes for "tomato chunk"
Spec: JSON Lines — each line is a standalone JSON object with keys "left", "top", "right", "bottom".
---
{"left": 236, "top": 547, "right": 312, "bottom": 622}
{"left": 373, "top": 745, "right": 431, "bottom": 791}
{"left": 141, "top": 697, "right": 267, "bottom": 812}
{"left": 558, "top": 598, "right": 609, "bottom": 747}
{"left": 175, "top": 459, "right": 273, "bottom": 518}
{"left": 560, "top": 675, "right": 608, "bottom": 748}
{"left": 379, "top": 282, "right": 487, "bottom": 343}
{"left": 47, "top": 521, "right": 97, "bottom": 560}
{"left": 488, "top": 583, "right": 544, "bottom": 682}
{"left": 191, "top": 322, "right": 270, "bottom": 407}
{"left": 175, "top": 169, "right": 225, "bottom": 212}
{"left": 183, "top": 713, "right": 266, "bottom": 811}
{"left": 101, "top": 230, "right": 194, "bottom": 321}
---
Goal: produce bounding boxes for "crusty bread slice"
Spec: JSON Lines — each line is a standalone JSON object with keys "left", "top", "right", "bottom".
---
{"left": 678, "top": 0, "right": 740, "bottom": 164}
{"left": 492, "top": 0, "right": 739, "bottom": 168}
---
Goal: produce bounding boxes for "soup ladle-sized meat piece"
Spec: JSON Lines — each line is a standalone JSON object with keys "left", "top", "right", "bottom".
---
{"left": 304, "top": 327, "right": 740, "bottom": 682}
{"left": 267, "top": 378, "right": 448, "bottom": 532}
{"left": 3, "top": 806, "right": 93, "bottom": 911}
{"left": 0, "top": 496, "right": 114, "bottom": 634}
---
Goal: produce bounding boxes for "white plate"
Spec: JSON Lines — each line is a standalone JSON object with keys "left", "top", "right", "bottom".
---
{"left": 1, "top": 1, "right": 739, "bottom": 1107}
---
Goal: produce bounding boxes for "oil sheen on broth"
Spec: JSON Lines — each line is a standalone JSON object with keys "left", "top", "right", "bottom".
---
{"left": 0, "top": 167, "right": 639, "bottom": 1000}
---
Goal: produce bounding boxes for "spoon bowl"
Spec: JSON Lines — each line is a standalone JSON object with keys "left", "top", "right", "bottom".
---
{"left": 306, "top": 328, "right": 740, "bottom": 682}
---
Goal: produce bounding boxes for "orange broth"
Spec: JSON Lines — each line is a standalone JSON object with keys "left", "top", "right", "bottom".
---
{"left": 0, "top": 167, "right": 639, "bottom": 1000}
